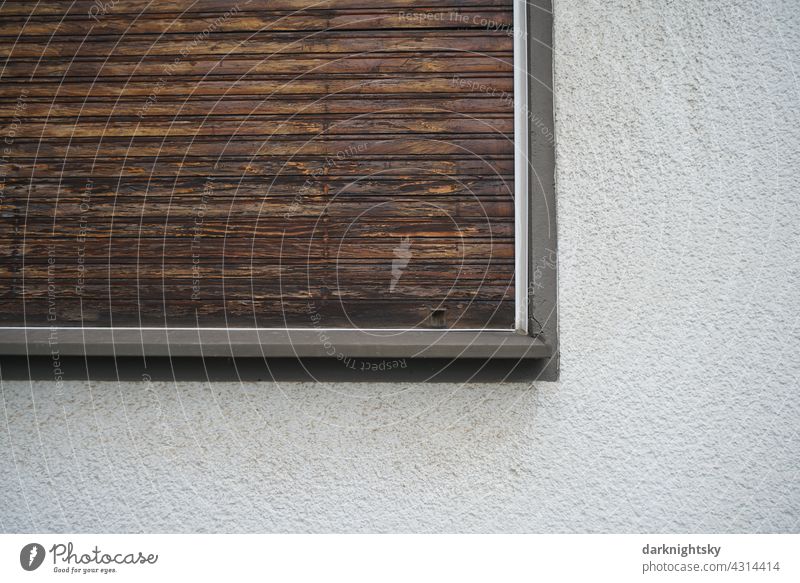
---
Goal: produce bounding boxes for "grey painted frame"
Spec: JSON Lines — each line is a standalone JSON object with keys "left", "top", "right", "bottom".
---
{"left": 526, "top": 0, "right": 559, "bottom": 380}
{"left": 0, "top": 1, "right": 558, "bottom": 380}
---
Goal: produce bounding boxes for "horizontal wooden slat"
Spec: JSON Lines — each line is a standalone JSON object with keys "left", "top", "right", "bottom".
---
{"left": 4, "top": 280, "right": 514, "bottom": 301}
{"left": 3, "top": 218, "right": 515, "bottom": 239}
{"left": 0, "top": 264, "right": 514, "bottom": 284}
{"left": 0, "top": 0, "right": 513, "bottom": 18}
{"left": 3, "top": 136, "right": 513, "bottom": 158}
{"left": 0, "top": 116, "right": 513, "bottom": 138}
{"left": 0, "top": 261, "right": 514, "bottom": 280}
{"left": 0, "top": 95, "right": 509, "bottom": 121}
{"left": 0, "top": 76, "right": 512, "bottom": 99}
{"left": 2, "top": 198, "right": 514, "bottom": 220}
{"left": 1, "top": 238, "right": 514, "bottom": 261}
{"left": 0, "top": 96, "right": 513, "bottom": 119}
{"left": 1, "top": 177, "right": 513, "bottom": 198}
{"left": 0, "top": 54, "right": 512, "bottom": 78}
{"left": 0, "top": 298, "right": 514, "bottom": 328}
{"left": 0, "top": 8, "right": 512, "bottom": 36}
{"left": 2, "top": 156, "right": 515, "bottom": 179}
{"left": 0, "top": 32, "right": 512, "bottom": 58}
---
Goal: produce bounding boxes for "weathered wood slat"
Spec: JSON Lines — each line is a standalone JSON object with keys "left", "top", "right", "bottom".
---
{"left": 1, "top": 177, "right": 513, "bottom": 198}
{"left": 0, "top": 116, "right": 514, "bottom": 138}
{"left": 4, "top": 218, "right": 515, "bottom": 239}
{"left": 0, "top": 54, "right": 513, "bottom": 78}
{"left": 0, "top": 8, "right": 512, "bottom": 36}
{"left": 4, "top": 281, "right": 514, "bottom": 301}
{"left": 0, "top": 0, "right": 512, "bottom": 18}
{"left": 4, "top": 137, "right": 513, "bottom": 158}
{"left": 2, "top": 199, "right": 515, "bottom": 219}
{"left": 0, "top": 261, "right": 514, "bottom": 280}
{"left": 0, "top": 298, "right": 514, "bottom": 328}
{"left": 0, "top": 98, "right": 513, "bottom": 121}
{"left": 0, "top": 76, "right": 512, "bottom": 99}
{"left": 0, "top": 264, "right": 514, "bottom": 282}
{"left": 0, "top": 32, "right": 512, "bottom": 58}
{"left": 2, "top": 239, "right": 514, "bottom": 261}
{"left": 2, "top": 156, "right": 515, "bottom": 179}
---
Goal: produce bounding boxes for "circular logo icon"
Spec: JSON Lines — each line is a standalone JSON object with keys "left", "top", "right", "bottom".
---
{"left": 20, "top": 543, "right": 45, "bottom": 571}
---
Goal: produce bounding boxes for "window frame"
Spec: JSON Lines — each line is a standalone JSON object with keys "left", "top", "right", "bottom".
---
{"left": 0, "top": 0, "right": 557, "bottom": 378}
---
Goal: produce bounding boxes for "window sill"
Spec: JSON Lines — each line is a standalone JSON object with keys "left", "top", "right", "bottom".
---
{"left": 0, "top": 329, "right": 552, "bottom": 360}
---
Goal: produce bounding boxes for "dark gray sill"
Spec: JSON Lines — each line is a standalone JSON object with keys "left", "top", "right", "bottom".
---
{"left": 0, "top": 354, "right": 558, "bottom": 383}
{"left": 0, "top": 329, "right": 552, "bottom": 360}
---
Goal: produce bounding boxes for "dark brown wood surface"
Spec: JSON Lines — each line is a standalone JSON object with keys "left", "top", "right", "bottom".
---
{"left": 0, "top": 0, "right": 515, "bottom": 329}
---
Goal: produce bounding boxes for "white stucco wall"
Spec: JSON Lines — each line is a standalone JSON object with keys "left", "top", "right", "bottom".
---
{"left": 1, "top": 0, "right": 798, "bottom": 533}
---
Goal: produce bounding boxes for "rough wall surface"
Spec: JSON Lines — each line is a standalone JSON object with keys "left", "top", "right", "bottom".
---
{"left": 1, "top": 0, "right": 798, "bottom": 533}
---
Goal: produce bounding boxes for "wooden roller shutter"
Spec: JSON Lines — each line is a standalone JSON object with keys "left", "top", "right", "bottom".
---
{"left": 0, "top": 0, "right": 518, "bottom": 331}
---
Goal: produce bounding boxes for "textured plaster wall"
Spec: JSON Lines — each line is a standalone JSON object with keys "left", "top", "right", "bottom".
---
{"left": 1, "top": 0, "right": 799, "bottom": 533}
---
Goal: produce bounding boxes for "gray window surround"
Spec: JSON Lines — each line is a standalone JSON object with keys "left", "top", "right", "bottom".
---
{"left": 0, "top": 1, "right": 558, "bottom": 381}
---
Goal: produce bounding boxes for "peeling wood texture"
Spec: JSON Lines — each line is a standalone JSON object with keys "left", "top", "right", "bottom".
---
{"left": 0, "top": 0, "right": 515, "bottom": 329}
